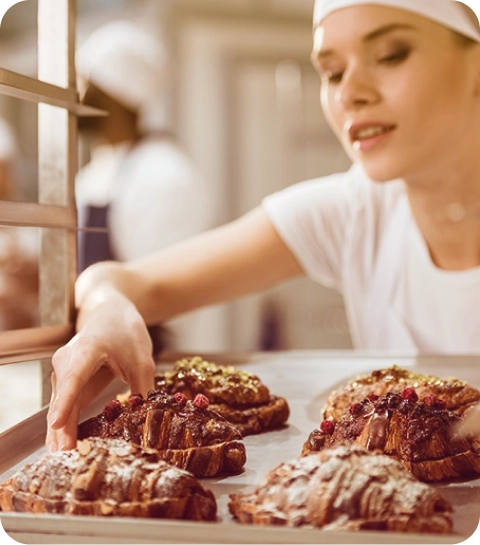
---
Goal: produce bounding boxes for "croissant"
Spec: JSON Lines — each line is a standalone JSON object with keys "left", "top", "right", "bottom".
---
{"left": 303, "top": 389, "right": 480, "bottom": 482}
{"left": 78, "top": 389, "right": 246, "bottom": 478}
{"left": 154, "top": 356, "right": 290, "bottom": 436}
{"left": 229, "top": 445, "right": 453, "bottom": 533}
{"left": 323, "top": 365, "right": 480, "bottom": 422}
{"left": 0, "top": 438, "right": 217, "bottom": 520}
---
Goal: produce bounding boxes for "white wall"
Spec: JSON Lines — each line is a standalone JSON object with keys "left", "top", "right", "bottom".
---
{"left": 173, "top": 11, "right": 353, "bottom": 350}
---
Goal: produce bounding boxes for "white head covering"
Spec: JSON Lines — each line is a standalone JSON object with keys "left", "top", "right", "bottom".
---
{"left": 76, "top": 20, "right": 169, "bottom": 130}
{"left": 313, "top": 0, "right": 480, "bottom": 42}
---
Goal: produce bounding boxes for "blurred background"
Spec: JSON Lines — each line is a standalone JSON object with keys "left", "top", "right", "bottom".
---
{"left": 0, "top": 0, "right": 354, "bottom": 369}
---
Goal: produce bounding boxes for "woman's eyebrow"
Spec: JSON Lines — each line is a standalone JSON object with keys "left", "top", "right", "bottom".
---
{"left": 314, "top": 23, "right": 416, "bottom": 60}
{"left": 364, "top": 23, "right": 415, "bottom": 42}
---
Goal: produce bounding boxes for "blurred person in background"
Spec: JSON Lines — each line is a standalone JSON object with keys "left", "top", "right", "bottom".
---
{"left": 0, "top": 117, "right": 38, "bottom": 331}
{"left": 75, "top": 20, "right": 215, "bottom": 353}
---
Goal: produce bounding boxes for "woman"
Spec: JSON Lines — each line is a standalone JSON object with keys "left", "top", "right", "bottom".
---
{"left": 47, "top": 0, "right": 480, "bottom": 451}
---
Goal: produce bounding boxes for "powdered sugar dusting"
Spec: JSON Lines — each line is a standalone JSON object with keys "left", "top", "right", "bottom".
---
{"left": 229, "top": 445, "right": 453, "bottom": 533}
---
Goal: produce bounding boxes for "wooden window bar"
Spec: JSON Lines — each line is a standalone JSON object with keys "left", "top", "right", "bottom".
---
{"left": 0, "top": 0, "right": 105, "bottom": 405}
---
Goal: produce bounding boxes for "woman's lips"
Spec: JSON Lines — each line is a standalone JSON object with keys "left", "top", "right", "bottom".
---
{"left": 348, "top": 123, "right": 396, "bottom": 152}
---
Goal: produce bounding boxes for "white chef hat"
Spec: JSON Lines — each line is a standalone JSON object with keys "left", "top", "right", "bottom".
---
{"left": 313, "top": 0, "right": 480, "bottom": 42}
{"left": 76, "top": 20, "right": 169, "bottom": 129}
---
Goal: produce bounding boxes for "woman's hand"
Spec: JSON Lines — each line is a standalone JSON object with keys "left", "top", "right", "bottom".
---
{"left": 46, "top": 291, "right": 155, "bottom": 452}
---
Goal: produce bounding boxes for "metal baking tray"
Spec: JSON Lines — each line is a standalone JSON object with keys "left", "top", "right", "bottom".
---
{"left": 1, "top": 351, "right": 479, "bottom": 544}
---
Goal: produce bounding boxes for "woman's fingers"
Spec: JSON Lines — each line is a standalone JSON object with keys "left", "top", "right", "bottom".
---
{"left": 48, "top": 340, "right": 102, "bottom": 430}
{"left": 125, "top": 356, "right": 156, "bottom": 397}
{"left": 46, "top": 403, "right": 81, "bottom": 452}
{"left": 45, "top": 298, "right": 157, "bottom": 453}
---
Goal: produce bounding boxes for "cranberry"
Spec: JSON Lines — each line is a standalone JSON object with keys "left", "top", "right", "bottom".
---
{"left": 367, "top": 393, "right": 379, "bottom": 402}
{"left": 193, "top": 393, "right": 209, "bottom": 409}
{"left": 349, "top": 403, "right": 363, "bottom": 416}
{"left": 423, "top": 393, "right": 438, "bottom": 406}
{"left": 434, "top": 398, "right": 447, "bottom": 410}
{"left": 401, "top": 387, "right": 418, "bottom": 403}
{"left": 128, "top": 394, "right": 144, "bottom": 408}
{"left": 103, "top": 399, "right": 122, "bottom": 421}
{"left": 174, "top": 392, "right": 188, "bottom": 406}
{"left": 320, "top": 420, "right": 336, "bottom": 435}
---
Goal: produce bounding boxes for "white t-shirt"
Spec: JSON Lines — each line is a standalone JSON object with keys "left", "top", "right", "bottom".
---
{"left": 262, "top": 164, "right": 480, "bottom": 354}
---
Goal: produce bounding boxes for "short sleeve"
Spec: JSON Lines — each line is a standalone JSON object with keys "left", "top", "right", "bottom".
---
{"left": 262, "top": 164, "right": 371, "bottom": 291}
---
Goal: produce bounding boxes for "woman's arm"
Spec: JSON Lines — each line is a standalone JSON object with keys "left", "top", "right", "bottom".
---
{"left": 47, "top": 207, "right": 303, "bottom": 451}
{"left": 78, "top": 206, "right": 303, "bottom": 324}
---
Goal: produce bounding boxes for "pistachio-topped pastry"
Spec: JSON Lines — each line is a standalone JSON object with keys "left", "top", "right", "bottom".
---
{"left": 323, "top": 365, "right": 480, "bottom": 422}
{"left": 158, "top": 356, "right": 270, "bottom": 406}
{"left": 155, "top": 356, "right": 290, "bottom": 436}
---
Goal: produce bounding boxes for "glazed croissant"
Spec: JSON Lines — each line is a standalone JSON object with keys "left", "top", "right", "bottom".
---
{"left": 323, "top": 365, "right": 480, "bottom": 422}
{"left": 78, "top": 389, "right": 246, "bottom": 477}
{"left": 303, "top": 390, "right": 480, "bottom": 482}
{"left": 0, "top": 438, "right": 217, "bottom": 520}
{"left": 229, "top": 445, "right": 453, "bottom": 534}
{"left": 154, "top": 356, "right": 290, "bottom": 436}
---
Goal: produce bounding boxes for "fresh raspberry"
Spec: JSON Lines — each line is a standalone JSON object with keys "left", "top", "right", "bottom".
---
{"left": 349, "top": 403, "right": 363, "bottom": 416}
{"left": 423, "top": 393, "right": 438, "bottom": 406}
{"left": 174, "top": 392, "right": 188, "bottom": 406}
{"left": 434, "top": 398, "right": 447, "bottom": 410}
{"left": 320, "top": 420, "right": 336, "bottom": 435}
{"left": 422, "top": 393, "right": 446, "bottom": 410}
{"left": 401, "top": 387, "right": 418, "bottom": 403}
{"left": 103, "top": 399, "right": 122, "bottom": 421}
{"left": 128, "top": 394, "right": 144, "bottom": 408}
{"left": 367, "top": 393, "right": 379, "bottom": 402}
{"left": 193, "top": 393, "right": 209, "bottom": 409}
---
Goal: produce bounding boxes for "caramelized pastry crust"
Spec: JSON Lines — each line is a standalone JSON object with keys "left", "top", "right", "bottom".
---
{"left": 229, "top": 445, "right": 453, "bottom": 533}
{"left": 0, "top": 438, "right": 217, "bottom": 520}
{"left": 156, "top": 356, "right": 270, "bottom": 406}
{"left": 324, "top": 365, "right": 480, "bottom": 422}
{"left": 303, "top": 390, "right": 480, "bottom": 482}
{"left": 154, "top": 356, "right": 290, "bottom": 436}
{"left": 78, "top": 390, "right": 246, "bottom": 477}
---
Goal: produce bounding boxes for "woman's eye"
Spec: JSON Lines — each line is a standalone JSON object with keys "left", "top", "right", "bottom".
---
{"left": 379, "top": 49, "right": 410, "bottom": 64}
{"left": 322, "top": 71, "right": 343, "bottom": 84}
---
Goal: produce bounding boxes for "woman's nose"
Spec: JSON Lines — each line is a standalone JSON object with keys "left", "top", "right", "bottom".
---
{"left": 335, "top": 67, "right": 379, "bottom": 110}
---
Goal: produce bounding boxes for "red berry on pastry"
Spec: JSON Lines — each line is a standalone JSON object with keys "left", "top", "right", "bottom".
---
{"left": 423, "top": 393, "right": 437, "bottom": 406}
{"left": 128, "top": 394, "right": 144, "bottom": 408}
{"left": 420, "top": 393, "right": 446, "bottom": 409}
{"left": 434, "top": 398, "right": 447, "bottom": 410}
{"left": 367, "top": 393, "right": 379, "bottom": 402}
{"left": 349, "top": 403, "right": 363, "bottom": 415}
{"left": 401, "top": 387, "right": 418, "bottom": 403}
{"left": 174, "top": 392, "right": 188, "bottom": 406}
{"left": 103, "top": 400, "right": 122, "bottom": 421}
{"left": 193, "top": 393, "right": 210, "bottom": 409}
{"left": 320, "top": 420, "right": 336, "bottom": 435}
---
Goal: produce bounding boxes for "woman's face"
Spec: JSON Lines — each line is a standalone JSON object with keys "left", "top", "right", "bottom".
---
{"left": 312, "top": 5, "right": 480, "bottom": 182}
